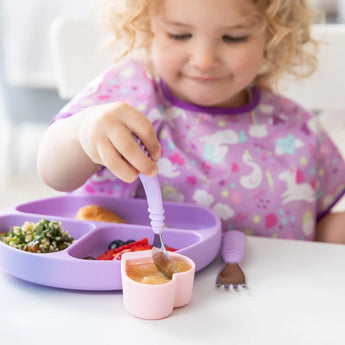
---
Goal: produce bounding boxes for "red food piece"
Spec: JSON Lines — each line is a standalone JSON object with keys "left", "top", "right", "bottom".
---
{"left": 96, "top": 238, "right": 177, "bottom": 261}
{"left": 165, "top": 246, "right": 177, "bottom": 252}
{"left": 113, "top": 243, "right": 151, "bottom": 260}
{"left": 97, "top": 238, "right": 149, "bottom": 260}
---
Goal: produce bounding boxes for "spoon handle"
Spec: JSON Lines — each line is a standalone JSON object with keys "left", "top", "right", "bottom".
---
{"left": 138, "top": 173, "right": 165, "bottom": 235}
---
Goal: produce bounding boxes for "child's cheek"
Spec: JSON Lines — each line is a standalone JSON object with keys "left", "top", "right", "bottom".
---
{"left": 232, "top": 47, "right": 265, "bottom": 76}
{"left": 151, "top": 40, "right": 183, "bottom": 70}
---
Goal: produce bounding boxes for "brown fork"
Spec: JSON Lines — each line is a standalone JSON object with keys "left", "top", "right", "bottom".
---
{"left": 216, "top": 231, "right": 247, "bottom": 291}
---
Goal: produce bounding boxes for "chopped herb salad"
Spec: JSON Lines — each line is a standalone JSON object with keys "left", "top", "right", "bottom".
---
{"left": 0, "top": 219, "right": 74, "bottom": 253}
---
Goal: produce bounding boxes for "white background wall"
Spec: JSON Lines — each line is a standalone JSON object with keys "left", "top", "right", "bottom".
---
{"left": 0, "top": 0, "right": 96, "bottom": 179}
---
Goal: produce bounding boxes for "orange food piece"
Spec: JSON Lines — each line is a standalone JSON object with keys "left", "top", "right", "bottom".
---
{"left": 76, "top": 205, "right": 125, "bottom": 223}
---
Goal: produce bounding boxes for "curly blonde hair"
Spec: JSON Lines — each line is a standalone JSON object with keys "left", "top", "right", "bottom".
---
{"left": 100, "top": 0, "right": 320, "bottom": 90}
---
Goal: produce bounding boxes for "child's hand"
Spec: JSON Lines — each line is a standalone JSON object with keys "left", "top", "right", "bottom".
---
{"left": 77, "top": 102, "right": 161, "bottom": 183}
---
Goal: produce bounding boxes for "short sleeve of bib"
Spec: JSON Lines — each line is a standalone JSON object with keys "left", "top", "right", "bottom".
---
{"left": 50, "top": 59, "right": 156, "bottom": 123}
{"left": 315, "top": 119, "right": 345, "bottom": 220}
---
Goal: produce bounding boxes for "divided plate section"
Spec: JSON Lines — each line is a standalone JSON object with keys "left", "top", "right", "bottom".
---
{"left": 63, "top": 224, "right": 203, "bottom": 290}
{"left": 0, "top": 213, "right": 93, "bottom": 241}
{"left": 67, "top": 224, "right": 201, "bottom": 261}
{"left": 0, "top": 213, "right": 95, "bottom": 289}
{"left": 16, "top": 195, "right": 218, "bottom": 230}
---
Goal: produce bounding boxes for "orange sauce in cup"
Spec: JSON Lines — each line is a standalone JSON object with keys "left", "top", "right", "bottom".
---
{"left": 126, "top": 260, "right": 191, "bottom": 285}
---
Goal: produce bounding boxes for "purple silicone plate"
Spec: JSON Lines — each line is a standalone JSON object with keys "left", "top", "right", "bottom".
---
{"left": 0, "top": 195, "right": 221, "bottom": 290}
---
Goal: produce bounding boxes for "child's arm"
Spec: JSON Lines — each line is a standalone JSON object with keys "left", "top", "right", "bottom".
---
{"left": 37, "top": 102, "right": 161, "bottom": 191}
{"left": 315, "top": 211, "right": 345, "bottom": 244}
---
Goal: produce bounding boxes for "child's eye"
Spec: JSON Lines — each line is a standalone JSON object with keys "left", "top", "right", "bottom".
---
{"left": 167, "top": 33, "right": 192, "bottom": 41}
{"left": 222, "top": 35, "right": 248, "bottom": 43}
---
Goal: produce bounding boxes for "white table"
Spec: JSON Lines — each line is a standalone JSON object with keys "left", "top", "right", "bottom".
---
{"left": 1, "top": 236, "right": 345, "bottom": 345}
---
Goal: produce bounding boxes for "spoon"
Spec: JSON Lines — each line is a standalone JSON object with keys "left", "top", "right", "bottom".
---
{"left": 139, "top": 173, "right": 177, "bottom": 279}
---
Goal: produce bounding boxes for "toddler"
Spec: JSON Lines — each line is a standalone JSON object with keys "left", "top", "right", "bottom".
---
{"left": 38, "top": 0, "right": 345, "bottom": 243}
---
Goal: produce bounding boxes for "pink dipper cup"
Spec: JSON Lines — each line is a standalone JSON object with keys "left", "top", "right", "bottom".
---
{"left": 121, "top": 250, "right": 195, "bottom": 320}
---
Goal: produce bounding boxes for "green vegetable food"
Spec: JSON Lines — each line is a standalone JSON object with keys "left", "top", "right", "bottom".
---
{"left": 0, "top": 219, "right": 74, "bottom": 253}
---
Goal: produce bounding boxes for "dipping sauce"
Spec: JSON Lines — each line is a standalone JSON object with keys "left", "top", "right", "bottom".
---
{"left": 126, "top": 260, "right": 192, "bottom": 285}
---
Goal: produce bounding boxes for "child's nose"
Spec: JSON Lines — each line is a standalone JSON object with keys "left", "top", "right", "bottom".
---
{"left": 190, "top": 42, "right": 219, "bottom": 71}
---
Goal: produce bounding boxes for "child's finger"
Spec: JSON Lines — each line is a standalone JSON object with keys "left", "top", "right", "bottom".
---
{"left": 125, "top": 110, "right": 161, "bottom": 162}
{"left": 97, "top": 138, "right": 141, "bottom": 183}
{"left": 136, "top": 131, "right": 161, "bottom": 163}
{"left": 107, "top": 130, "right": 159, "bottom": 177}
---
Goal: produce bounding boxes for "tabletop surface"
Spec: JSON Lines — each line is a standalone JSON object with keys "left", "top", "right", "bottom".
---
{"left": 1, "top": 235, "right": 345, "bottom": 345}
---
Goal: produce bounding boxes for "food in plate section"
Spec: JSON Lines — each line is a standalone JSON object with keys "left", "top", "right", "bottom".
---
{"left": 96, "top": 238, "right": 177, "bottom": 261}
{"left": 75, "top": 205, "right": 126, "bottom": 223}
{"left": 0, "top": 219, "right": 74, "bottom": 253}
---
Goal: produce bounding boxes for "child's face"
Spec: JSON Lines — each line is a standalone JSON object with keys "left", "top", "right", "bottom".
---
{"left": 150, "top": 0, "right": 267, "bottom": 108}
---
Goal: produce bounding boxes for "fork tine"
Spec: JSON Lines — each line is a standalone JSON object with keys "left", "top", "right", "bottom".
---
{"left": 216, "top": 281, "right": 248, "bottom": 291}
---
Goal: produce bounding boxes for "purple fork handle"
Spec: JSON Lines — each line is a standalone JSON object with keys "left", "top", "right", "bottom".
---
{"left": 221, "top": 230, "right": 247, "bottom": 264}
{"left": 138, "top": 173, "right": 165, "bottom": 235}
